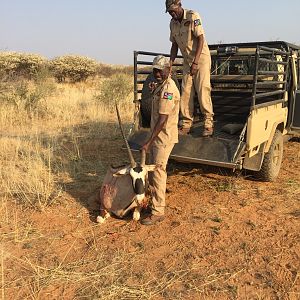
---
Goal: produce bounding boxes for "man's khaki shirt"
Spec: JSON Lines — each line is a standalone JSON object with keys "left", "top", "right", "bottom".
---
{"left": 170, "top": 9, "right": 210, "bottom": 67}
{"left": 151, "top": 77, "right": 180, "bottom": 146}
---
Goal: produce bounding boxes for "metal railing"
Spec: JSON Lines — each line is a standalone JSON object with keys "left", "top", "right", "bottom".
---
{"left": 252, "top": 45, "right": 290, "bottom": 108}
{"left": 133, "top": 46, "right": 291, "bottom": 109}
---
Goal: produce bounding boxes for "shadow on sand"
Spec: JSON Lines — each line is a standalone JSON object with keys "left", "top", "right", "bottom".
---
{"left": 43, "top": 121, "right": 299, "bottom": 221}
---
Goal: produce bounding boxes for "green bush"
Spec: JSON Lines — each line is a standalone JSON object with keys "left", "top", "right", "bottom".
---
{"left": 0, "top": 52, "right": 47, "bottom": 79}
{"left": 94, "top": 73, "right": 133, "bottom": 111}
{"left": 50, "top": 55, "right": 98, "bottom": 83}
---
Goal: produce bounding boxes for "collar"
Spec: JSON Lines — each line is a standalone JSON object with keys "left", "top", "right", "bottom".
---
{"left": 182, "top": 9, "right": 187, "bottom": 20}
{"left": 153, "top": 77, "right": 170, "bottom": 95}
{"left": 174, "top": 9, "right": 187, "bottom": 23}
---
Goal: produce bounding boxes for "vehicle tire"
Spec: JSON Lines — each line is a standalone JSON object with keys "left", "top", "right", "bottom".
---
{"left": 257, "top": 130, "right": 283, "bottom": 182}
{"left": 140, "top": 73, "right": 156, "bottom": 128}
{"left": 140, "top": 73, "right": 180, "bottom": 127}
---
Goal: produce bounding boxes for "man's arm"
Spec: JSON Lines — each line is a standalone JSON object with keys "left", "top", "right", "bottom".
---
{"left": 190, "top": 34, "right": 204, "bottom": 76}
{"left": 141, "top": 114, "right": 168, "bottom": 152}
{"left": 170, "top": 41, "right": 179, "bottom": 70}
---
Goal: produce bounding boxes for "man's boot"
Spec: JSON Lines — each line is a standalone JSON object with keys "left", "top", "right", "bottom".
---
{"left": 202, "top": 127, "right": 213, "bottom": 137}
{"left": 178, "top": 127, "right": 190, "bottom": 135}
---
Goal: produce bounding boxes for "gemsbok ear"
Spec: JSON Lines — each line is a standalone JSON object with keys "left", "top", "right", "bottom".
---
{"left": 145, "top": 165, "right": 157, "bottom": 172}
{"left": 113, "top": 166, "right": 130, "bottom": 177}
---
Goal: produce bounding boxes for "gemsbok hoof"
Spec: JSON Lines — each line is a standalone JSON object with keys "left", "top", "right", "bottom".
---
{"left": 96, "top": 212, "right": 110, "bottom": 224}
{"left": 96, "top": 216, "right": 106, "bottom": 224}
{"left": 133, "top": 209, "right": 141, "bottom": 221}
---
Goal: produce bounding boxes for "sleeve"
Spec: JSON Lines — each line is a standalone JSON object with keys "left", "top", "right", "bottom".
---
{"left": 169, "top": 21, "right": 176, "bottom": 43}
{"left": 159, "top": 83, "right": 175, "bottom": 115}
{"left": 191, "top": 11, "right": 205, "bottom": 38}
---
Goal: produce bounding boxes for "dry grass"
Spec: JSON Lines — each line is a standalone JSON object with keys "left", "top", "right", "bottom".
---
{"left": 0, "top": 137, "right": 62, "bottom": 210}
{"left": 0, "top": 77, "right": 136, "bottom": 299}
{"left": 0, "top": 78, "right": 134, "bottom": 210}
{"left": 2, "top": 244, "right": 246, "bottom": 300}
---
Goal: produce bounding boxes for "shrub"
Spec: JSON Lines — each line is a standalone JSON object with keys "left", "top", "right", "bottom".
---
{"left": 0, "top": 52, "right": 47, "bottom": 79}
{"left": 97, "top": 64, "right": 116, "bottom": 77}
{"left": 97, "top": 64, "right": 133, "bottom": 78}
{"left": 0, "top": 72, "right": 56, "bottom": 118}
{"left": 94, "top": 73, "right": 133, "bottom": 112}
{"left": 50, "top": 55, "right": 98, "bottom": 83}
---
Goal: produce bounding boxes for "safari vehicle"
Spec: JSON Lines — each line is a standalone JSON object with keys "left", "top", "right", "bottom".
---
{"left": 127, "top": 41, "right": 300, "bottom": 181}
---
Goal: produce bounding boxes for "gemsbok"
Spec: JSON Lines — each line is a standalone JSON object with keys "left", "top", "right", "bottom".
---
{"left": 96, "top": 104, "right": 156, "bottom": 224}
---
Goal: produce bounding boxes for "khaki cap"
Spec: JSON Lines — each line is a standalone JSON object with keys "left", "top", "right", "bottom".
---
{"left": 152, "top": 55, "right": 169, "bottom": 70}
{"left": 165, "top": 0, "right": 181, "bottom": 12}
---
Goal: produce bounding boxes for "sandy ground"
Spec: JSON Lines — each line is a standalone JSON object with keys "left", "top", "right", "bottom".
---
{"left": 2, "top": 135, "right": 300, "bottom": 299}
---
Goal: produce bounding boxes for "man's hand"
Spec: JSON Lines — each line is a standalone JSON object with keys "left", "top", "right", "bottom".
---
{"left": 149, "top": 82, "right": 157, "bottom": 92}
{"left": 190, "top": 62, "right": 198, "bottom": 76}
{"left": 141, "top": 114, "right": 168, "bottom": 154}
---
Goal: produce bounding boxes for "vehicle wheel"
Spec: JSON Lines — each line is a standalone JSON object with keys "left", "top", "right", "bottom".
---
{"left": 257, "top": 130, "right": 283, "bottom": 182}
{"left": 140, "top": 73, "right": 180, "bottom": 127}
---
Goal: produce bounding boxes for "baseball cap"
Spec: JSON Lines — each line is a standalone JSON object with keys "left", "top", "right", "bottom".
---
{"left": 152, "top": 55, "right": 169, "bottom": 70}
{"left": 165, "top": 0, "right": 181, "bottom": 12}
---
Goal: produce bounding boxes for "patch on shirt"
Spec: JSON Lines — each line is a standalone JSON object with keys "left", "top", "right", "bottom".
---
{"left": 163, "top": 92, "right": 173, "bottom": 100}
{"left": 184, "top": 21, "right": 190, "bottom": 26}
{"left": 194, "top": 19, "right": 201, "bottom": 26}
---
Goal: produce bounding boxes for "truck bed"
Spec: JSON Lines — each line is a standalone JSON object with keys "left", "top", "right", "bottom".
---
{"left": 128, "top": 120, "right": 246, "bottom": 169}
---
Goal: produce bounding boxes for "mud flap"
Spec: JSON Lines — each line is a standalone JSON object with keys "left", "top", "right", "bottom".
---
{"left": 243, "top": 143, "right": 265, "bottom": 171}
{"left": 128, "top": 128, "right": 245, "bottom": 169}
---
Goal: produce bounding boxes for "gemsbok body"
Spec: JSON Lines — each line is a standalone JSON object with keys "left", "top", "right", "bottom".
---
{"left": 96, "top": 104, "right": 156, "bottom": 224}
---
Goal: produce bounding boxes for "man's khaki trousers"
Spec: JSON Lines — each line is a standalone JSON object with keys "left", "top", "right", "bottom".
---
{"left": 181, "top": 54, "right": 214, "bottom": 129}
{"left": 149, "top": 143, "right": 174, "bottom": 216}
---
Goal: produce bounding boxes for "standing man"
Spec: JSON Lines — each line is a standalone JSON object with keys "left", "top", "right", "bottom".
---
{"left": 167, "top": 0, "right": 214, "bottom": 136}
{"left": 141, "top": 55, "right": 180, "bottom": 225}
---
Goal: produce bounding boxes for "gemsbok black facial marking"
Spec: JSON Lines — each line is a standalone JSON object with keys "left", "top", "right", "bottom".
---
{"left": 133, "top": 165, "right": 143, "bottom": 173}
{"left": 133, "top": 178, "right": 145, "bottom": 195}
